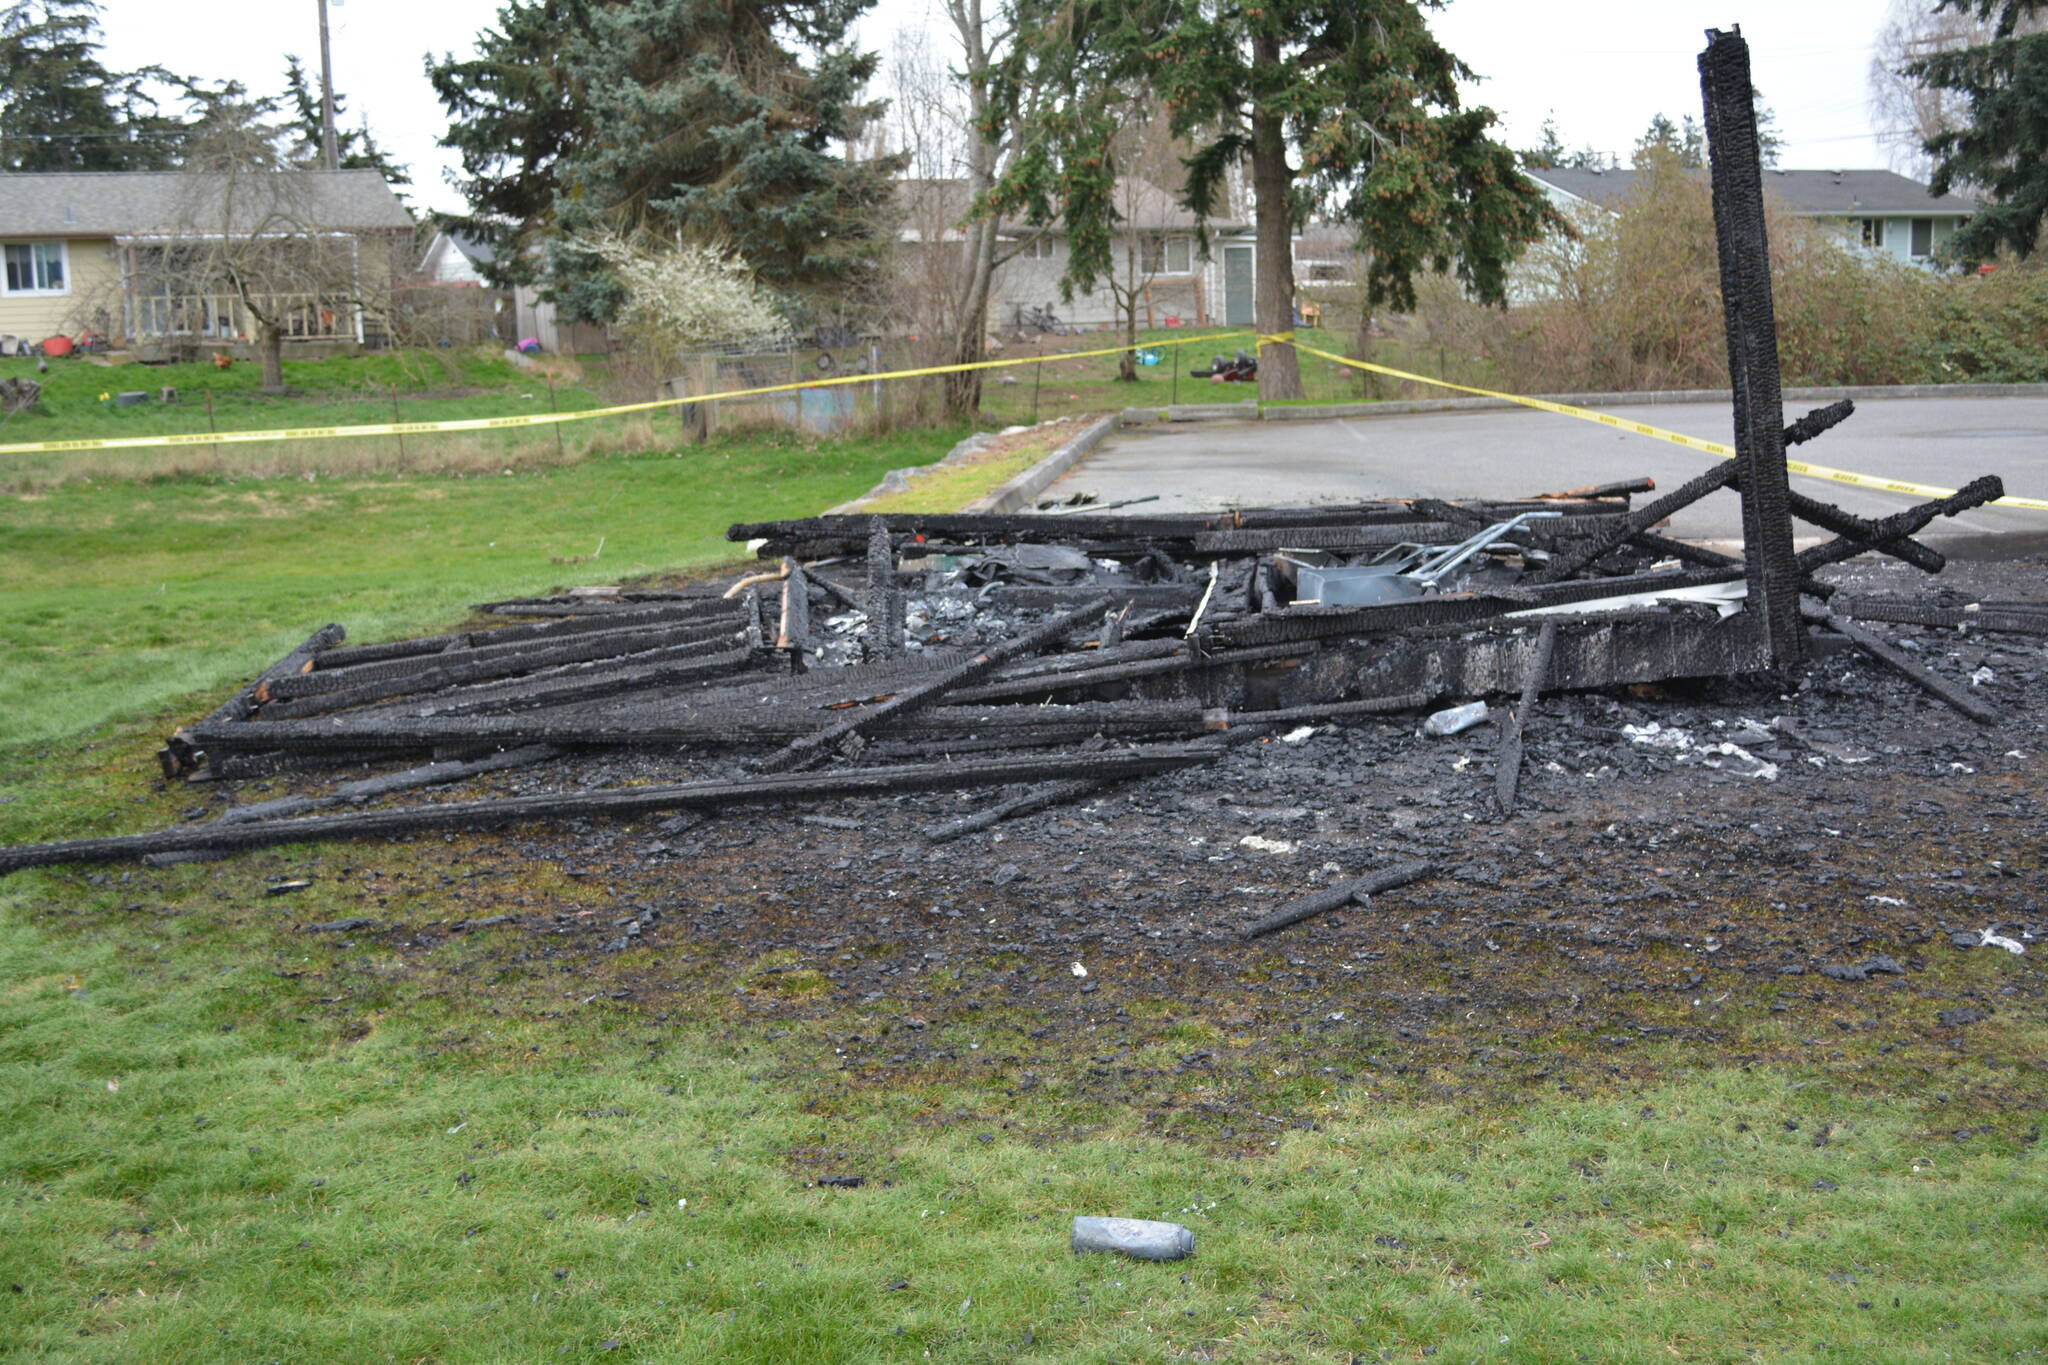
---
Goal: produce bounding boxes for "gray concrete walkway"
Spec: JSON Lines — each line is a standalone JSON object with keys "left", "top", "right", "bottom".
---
{"left": 1041, "top": 396, "right": 2048, "bottom": 548}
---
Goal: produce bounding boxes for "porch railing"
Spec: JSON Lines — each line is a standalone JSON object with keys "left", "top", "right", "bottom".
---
{"left": 130, "top": 292, "right": 359, "bottom": 343}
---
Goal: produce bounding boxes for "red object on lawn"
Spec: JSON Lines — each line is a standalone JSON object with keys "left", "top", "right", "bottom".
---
{"left": 41, "top": 335, "right": 73, "bottom": 357}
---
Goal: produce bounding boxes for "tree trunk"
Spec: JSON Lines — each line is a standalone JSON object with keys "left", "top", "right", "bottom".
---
{"left": 1118, "top": 236, "right": 1138, "bottom": 381}
{"left": 1249, "top": 31, "right": 1304, "bottom": 402}
{"left": 945, "top": 222, "right": 997, "bottom": 417}
{"left": 256, "top": 318, "right": 286, "bottom": 392}
{"left": 943, "top": 0, "right": 999, "bottom": 420}
{"left": 1351, "top": 256, "right": 1376, "bottom": 399}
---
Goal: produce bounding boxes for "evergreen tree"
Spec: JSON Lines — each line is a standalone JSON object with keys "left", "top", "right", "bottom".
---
{"left": 429, "top": 0, "right": 900, "bottom": 325}
{"left": 1519, "top": 115, "right": 1568, "bottom": 170}
{"left": 0, "top": 0, "right": 189, "bottom": 170}
{"left": 281, "top": 55, "right": 408, "bottom": 187}
{"left": 1633, "top": 112, "right": 1683, "bottom": 165}
{"left": 1906, "top": 0, "right": 2047, "bottom": 258}
{"left": 1635, "top": 110, "right": 1738, "bottom": 169}
{"left": 426, "top": 0, "right": 584, "bottom": 287}
{"left": 990, "top": 0, "right": 1559, "bottom": 399}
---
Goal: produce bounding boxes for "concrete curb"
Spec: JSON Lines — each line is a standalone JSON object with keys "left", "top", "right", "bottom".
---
{"left": 1120, "top": 401, "right": 1261, "bottom": 424}
{"left": 1259, "top": 382, "right": 2048, "bottom": 423}
{"left": 964, "top": 413, "right": 1121, "bottom": 514}
{"left": 826, "top": 427, "right": 1017, "bottom": 516}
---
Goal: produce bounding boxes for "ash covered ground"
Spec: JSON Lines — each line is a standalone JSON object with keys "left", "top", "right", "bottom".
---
{"left": 172, "top": 553, "right": 2047, "bottom": 1134}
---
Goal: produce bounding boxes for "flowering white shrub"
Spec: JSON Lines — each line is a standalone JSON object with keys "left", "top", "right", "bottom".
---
{"left": 581, "top": 232, "right": 789, "bottom": 361}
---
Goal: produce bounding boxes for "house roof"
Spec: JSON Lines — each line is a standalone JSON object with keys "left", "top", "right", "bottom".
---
{"left": 423, "top": 229, "right": 497, "bottom": 269}
{"left": 890, "top": 174, "right": 1248, "bottom": 239}
{"left": 1294, "top": 223, "right": 1358, "bottom": 262}
{"left": 0, "top": 169, "right": 415, "bottom": 237}
{"left": 1525, "top": 166, "right": 1978, "bottom": 216}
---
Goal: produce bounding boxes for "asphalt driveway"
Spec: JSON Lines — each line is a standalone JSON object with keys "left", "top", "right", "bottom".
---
{"left": 1043, "top": 395, "right": 2048, "bottom": 550}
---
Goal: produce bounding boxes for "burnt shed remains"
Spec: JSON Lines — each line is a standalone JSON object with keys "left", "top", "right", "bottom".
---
{"left": 0, "top": 30, "right": 2037, "bottom": 934}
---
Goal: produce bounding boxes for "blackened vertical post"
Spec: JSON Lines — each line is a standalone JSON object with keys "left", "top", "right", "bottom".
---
{"left": 865, "top": 516, "right": 905, "bottom": 659}
{"left": 1699, "top": 27, "right": 1803, "bottom": 667}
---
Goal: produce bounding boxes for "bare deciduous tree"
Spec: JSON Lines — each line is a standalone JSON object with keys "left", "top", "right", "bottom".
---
{"left": 1868, "top": 0, "right": 2043, "bottom": 179}
{"left": 130, "top": 96, "right": 392, "bottom": 389}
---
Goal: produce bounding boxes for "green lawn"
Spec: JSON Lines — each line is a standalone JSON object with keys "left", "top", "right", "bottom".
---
{"left": 0, "top": 425, "right": 967, "bottom": 750}
{"left": 967, "top": 325, "right": 1504, "bottom": 426}
{"left": 0, "top": 807, "right": 2041, "bottom": 1363}
{"left": 0, "top": 348, "right": 618, "bottom": 488}
{"left": 2, "top": 378, "right": 2044, "bottom": 1363}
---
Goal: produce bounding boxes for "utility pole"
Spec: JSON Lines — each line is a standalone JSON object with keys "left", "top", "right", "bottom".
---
{"left": 317, "top": 0, "right": 340, "bottom": 171}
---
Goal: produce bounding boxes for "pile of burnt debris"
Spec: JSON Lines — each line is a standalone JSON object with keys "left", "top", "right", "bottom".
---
{"left": 0, "top": 29, "right": 2040, "bottom": 947}
{"left": 0, "top": 473, "right": 2038, "bottom": 933}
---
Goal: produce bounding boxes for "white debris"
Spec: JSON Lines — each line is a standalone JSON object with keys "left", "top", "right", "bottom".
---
{"left": 1970, "top": 666, "right": 1995, "bottom": 686}
{"left": 1622, "top": 722, "right": 1692, "bottom": 750}
{"left": 1979, "top": 929, "right": 2027, "bottom": 956}
{"left": 1422, "top": 701, "right": 1488, "bottom": 736}
{"left": 1703, "top": 742, "right": 1778, "bottom": 781}
{"left": 1865, "top": 895, "right": 1907, "bottom": 907}
{"left": 1239, "top": 834, "right": 1297, "bottom": 854}
{"left": 1279, "top": 726, "right": 1319, "bottom": 744}
{"left": 1071, "top": 961, "right": 1089, "bottom": 977}
{"left": 1623, "top": 723, "right": 1775, "bottom": 779}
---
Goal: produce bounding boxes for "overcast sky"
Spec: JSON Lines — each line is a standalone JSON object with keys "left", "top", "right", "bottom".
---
{"left": 93, "top": 0, "right": 1903, "bottom": 217}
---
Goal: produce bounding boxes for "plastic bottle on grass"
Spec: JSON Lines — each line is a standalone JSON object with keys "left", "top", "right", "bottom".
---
{"left": 1070, "top": 1216, "right": 1195, "bottom": 1261}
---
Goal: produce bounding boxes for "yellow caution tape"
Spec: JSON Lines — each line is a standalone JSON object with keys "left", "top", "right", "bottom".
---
{"left": 0, "top": 331, "right": 1253, "bottom": 458}
{"left": 1259, "top": 333, "right": 2048, "bottom": 513}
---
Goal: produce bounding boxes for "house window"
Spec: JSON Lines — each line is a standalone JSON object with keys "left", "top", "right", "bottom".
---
{"left": 1910, "top": 217, "right": 1934, "bottom": 257}
{"left": 3, "top": 241, "right": 67, "bottom": 295}
{"left": 1859, "top": 218, "right": 1884, "bottom": 248}
{"left": 1020, "top": 234, "right": 1055, "bottom": 259}
{"left": 1141, "top": 235, "right": 1192, "bottom": 275}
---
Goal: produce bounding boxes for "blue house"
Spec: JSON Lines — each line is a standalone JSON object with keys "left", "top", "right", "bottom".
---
{"left": 1524, "top": 166, "right": 1978, "bottom": 267}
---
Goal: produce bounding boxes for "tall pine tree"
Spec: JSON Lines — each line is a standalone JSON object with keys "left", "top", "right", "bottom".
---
{"left": 989, "top": 0, "right": 1559, "bottom": 399}
{"left": 0, "top": 0, "right": 190, "bottom": 170}
{"left": 1906, "top": 0, "right": 2048, "bottom": 258}
{"left": 429, "top": 0, "right": 900, "bottom": 325}
{"left": 281, "top": 55, "right": 409, "bottom": 188}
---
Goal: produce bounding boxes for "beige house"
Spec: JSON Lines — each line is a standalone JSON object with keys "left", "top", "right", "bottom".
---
{"left": 0, "top": 169, "right": 414, "bottom": 351}
{"left": 894, "top": 175, "right": 1259, "bottom": 332}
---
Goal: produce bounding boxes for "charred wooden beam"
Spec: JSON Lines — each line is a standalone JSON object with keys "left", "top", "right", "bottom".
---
{"left": 312, "top": 600, "right": 740, "bottom": 670}
{"left": 1243, "top": 860, "right": 1437, "bottom": 939}
{"left": 1191, "top": 513, "right": 1622, "bottom": 555}
{"left": 1338, "top": 609, "right": 1771, "bottom": 699}
{"left": 1794, "top": 476, "right": 2004, "bottom": 575}
{"left": 1533, "top": 464, "right": 1736, "bottom": 582}
{"left": 779, "top": 560, "right": 811, "bottom": 650}
{"left": 865, "top": 517, "right": 906, "bottom": 659}
{"left": 1810, "top": 606, "right": 1999, "bottom": 724}
{"left": 0, "top": 744, "right": 1222, "bottom": 875}
{"left": 1701, "top": 27, "right": 1802, "bottom": 666}
{"left": 217, "top": 745, "right": 560, "bottom": 824}
{"left": 1202, "top": 568, "right": 1746, "bottom": 649}
{"left": 946, "top": 641, "right": 1314, "bottom": 705}
{"left": 251, "top": 625, "right": 751, "bottom": 720}
{"left": 1831, "top": 596, "right": 2048, "bottom": 636}
{"left": 1494, "top": 620, "right": 1558, "bottom": 818}
{"left": 158, "top": 624, "right": 345, "bottom": 778}
{"left": 1529, "top": 477, "right": 1656, "bottom": 501}
{"left": 1783, "top": 398, "right": 1855, "bottom": 447}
